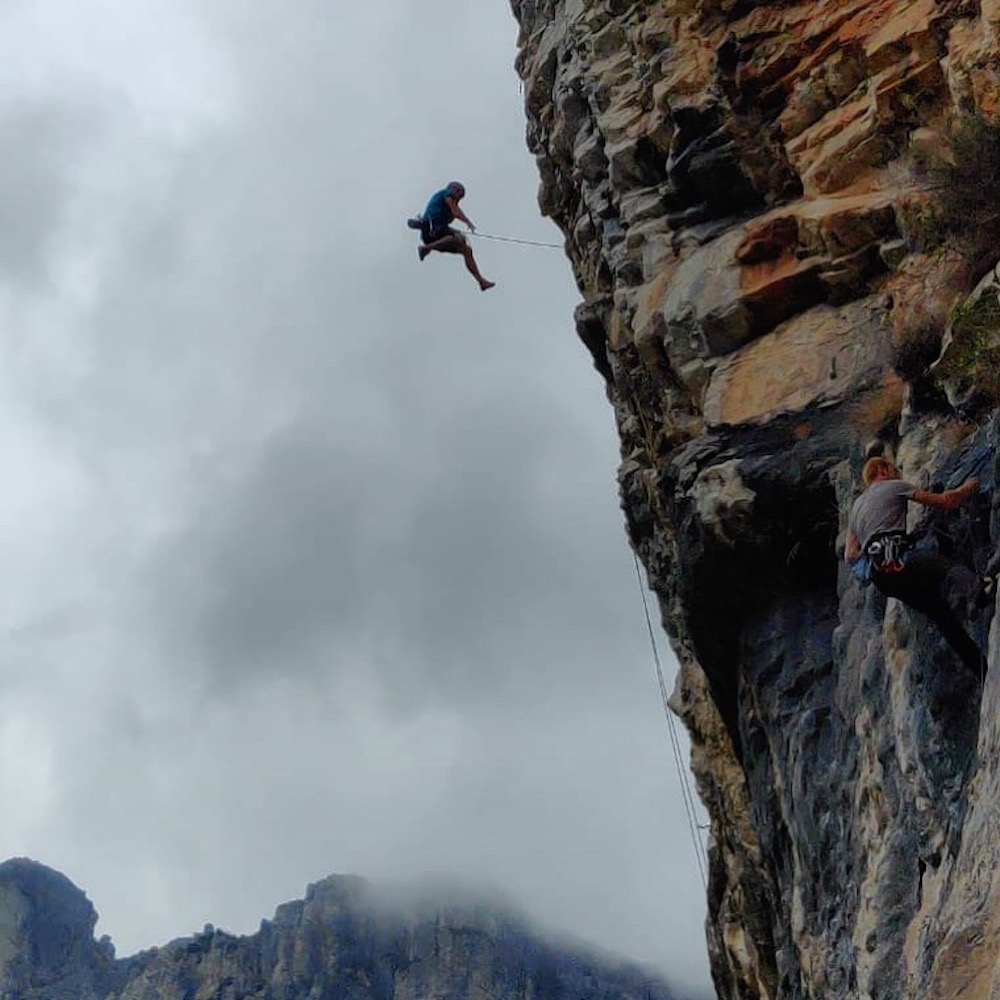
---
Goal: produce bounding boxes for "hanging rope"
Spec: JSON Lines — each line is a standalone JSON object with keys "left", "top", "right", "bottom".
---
{"left": 467, "top": 230, "right": 562, "bottom": 249}
{"left": 632, "top": 550, "right": 709, "bottom": 888}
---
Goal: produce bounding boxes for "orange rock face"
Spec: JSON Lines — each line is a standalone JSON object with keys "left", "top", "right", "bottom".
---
{"left": 513, "top": 0, "right": 1000, "bottom": 997}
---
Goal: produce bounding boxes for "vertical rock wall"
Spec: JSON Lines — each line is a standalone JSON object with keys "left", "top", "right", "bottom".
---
{"left": 511, "top": 2, "right": 1000, "bottom": 997}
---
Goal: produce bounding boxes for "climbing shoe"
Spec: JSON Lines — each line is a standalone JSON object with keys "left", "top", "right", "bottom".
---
{"left": 406, "top": 216, "right": 423, "bottom": 230}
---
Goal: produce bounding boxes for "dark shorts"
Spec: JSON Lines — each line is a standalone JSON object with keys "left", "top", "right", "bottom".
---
{"left": 420, "top": 222, "right": 461, "bottom": 245}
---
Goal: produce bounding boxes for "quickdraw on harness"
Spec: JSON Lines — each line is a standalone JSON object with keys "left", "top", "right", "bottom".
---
{"left": 866, "top": 530, "right": 912, "bottom": 573}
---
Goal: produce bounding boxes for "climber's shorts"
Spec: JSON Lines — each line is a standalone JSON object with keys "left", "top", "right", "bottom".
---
{"left": 420, "top": 223, "right": 462, "bottom": 245}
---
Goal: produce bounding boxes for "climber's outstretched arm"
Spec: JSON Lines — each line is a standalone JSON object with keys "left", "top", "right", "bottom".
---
{"left": 912, "top": 477, "right": 978, "bottom": 510}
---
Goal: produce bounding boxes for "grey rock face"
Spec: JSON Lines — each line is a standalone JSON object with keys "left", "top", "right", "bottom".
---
{"left": 0, "top": 860, "right": 687, "bottom": 1000}
{"left": 0, "top": 857, "right": 114, "bottom": 1000}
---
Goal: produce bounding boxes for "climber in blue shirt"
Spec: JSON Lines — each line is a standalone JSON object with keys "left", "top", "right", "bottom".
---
{"left": 408, "top": 181, "right": 495, "bottom": 291}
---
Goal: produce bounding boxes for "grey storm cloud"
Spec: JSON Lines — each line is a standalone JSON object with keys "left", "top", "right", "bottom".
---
{"left": 0, "top": 2, "right": 712, "bottom": 996}
{"left": 0, "top": 100, "right": 103, "bottom": 284}
{"left": 149, "top": 429, "right": 374, "bottom": 677}
{"left": 141, "top": 388, "right": 638, "bottom": 705}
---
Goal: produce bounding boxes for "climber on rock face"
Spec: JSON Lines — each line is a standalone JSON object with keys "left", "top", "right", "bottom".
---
{"left": 845, "top": 456, "right": 990, "bottom": 676}
{"left": 407, "top": 181, "right": 495, "bottom": 291}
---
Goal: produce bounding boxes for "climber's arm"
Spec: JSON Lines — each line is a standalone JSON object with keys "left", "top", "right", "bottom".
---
{"left": 912, "top": 477, "right": 978, "bottom": 511}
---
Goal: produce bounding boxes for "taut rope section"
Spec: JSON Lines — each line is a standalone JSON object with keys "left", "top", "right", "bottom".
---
{"left": 467, "top": 230, "right": 562, "bottom": 249}
{"left": 632, "top": 550, "right": 709, "bottom": 889}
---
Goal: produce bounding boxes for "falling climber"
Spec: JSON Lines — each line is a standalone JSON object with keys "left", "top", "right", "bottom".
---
{"left": 408, "top": 181, "right": 496, "bottom": 291}
{"left": 845, "top": 455, "right": 992, "bottom": 677}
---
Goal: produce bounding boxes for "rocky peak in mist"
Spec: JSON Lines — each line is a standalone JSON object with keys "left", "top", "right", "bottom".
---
{"left": 0, "top": 857, "right": 115, "bottom": 999}
{"left": 0, "top": 858, "right": 689, "bottom": 1000}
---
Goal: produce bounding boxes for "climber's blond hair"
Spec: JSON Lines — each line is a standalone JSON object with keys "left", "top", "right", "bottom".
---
{"left": 862, "top": 457, "right": 898, "bottom": 486}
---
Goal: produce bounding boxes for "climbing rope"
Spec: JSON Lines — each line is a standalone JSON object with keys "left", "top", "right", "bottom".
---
{"left": 632, "top": 550, "right": 709, "bottom": 889}
{"left": 467, "top": 230, "right": 562, "bottom": 249}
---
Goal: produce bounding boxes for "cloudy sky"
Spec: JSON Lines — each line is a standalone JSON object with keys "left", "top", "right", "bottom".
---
{"left": 0, "top": 1, "right": 711, "bottom": 994}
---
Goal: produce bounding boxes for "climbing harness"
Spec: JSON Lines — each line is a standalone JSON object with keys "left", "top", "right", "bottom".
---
{"left": 632, "top": 550, "right": 709, "bottom": 889}
{"left": 865, "top": 530, "right": 912, "bottom": 573}
{"left": 851, "top": 531, "right": 912, "bottom": 588}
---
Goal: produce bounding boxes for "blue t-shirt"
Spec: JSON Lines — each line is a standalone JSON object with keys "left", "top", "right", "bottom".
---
{"left": 423, "top": 188, "right": 456, "bottom": 229}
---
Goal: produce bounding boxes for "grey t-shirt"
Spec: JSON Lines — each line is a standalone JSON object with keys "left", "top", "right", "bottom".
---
{"left": 849, "top": 479, "right": 915, "bottom": 550}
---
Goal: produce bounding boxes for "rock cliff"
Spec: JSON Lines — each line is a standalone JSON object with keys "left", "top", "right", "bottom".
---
{"left": 0, "top": 858, "right": 683, "bottom": 1000}
{"left": 510, "top": 1, "right": 1000, "bottom": 998}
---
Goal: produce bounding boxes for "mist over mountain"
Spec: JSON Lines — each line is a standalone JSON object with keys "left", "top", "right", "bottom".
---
{"left": 0, "top": 858, "right": 697, "bottom": 1000}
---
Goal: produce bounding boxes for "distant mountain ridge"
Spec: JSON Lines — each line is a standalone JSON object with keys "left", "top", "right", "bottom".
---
{"left": 0, "top": 857, "right": 687, "bottom": 1000}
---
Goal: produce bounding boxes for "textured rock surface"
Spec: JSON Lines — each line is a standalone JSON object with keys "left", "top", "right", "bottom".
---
{"left": 0, "top": 859, "right": 683, "bottom": 1000}
{"left": 0, "top": 857, "right": 116, "bottom": 999}
{"left": 511, "top": 1, "right": 1000, "bottom": 998}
